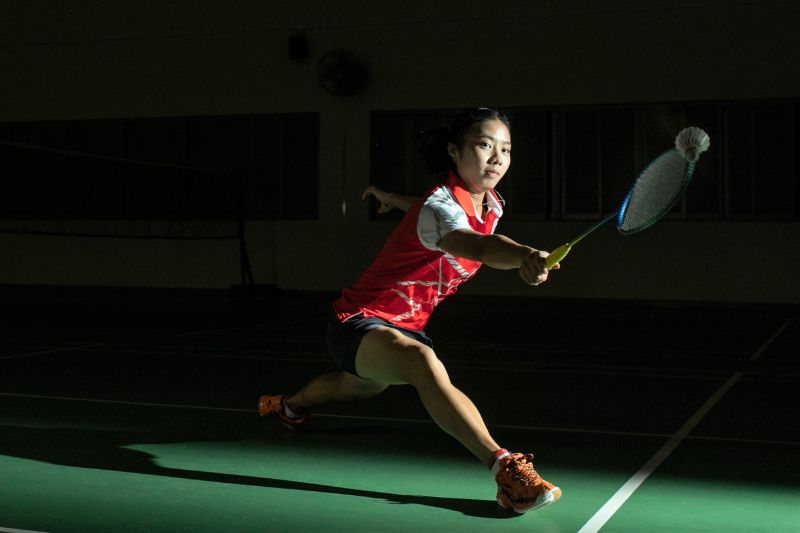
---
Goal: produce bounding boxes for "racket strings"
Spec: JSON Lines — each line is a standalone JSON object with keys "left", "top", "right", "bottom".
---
{"left": 618, "top": 150, "right": 692, "bottom": 234}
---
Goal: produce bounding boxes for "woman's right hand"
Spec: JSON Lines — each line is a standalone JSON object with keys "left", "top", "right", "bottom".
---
{"left": 519, "top": 250, "right": 559, "bottom": 285}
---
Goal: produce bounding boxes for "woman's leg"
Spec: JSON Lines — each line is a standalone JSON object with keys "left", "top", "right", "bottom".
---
{"left": 354, "top": 326, "right": 500, "bottom": 465}
{"left": 286, "top": 371, "right": 388, "bottom": 414}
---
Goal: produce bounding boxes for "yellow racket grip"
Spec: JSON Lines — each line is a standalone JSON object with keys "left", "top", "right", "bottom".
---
{"left": 545, "top": 242, "right": 572, "bottom": 269}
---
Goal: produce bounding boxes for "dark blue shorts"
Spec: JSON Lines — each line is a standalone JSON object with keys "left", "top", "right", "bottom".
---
{"left": 326, "top": 312, "right": 434, "bottom": 377}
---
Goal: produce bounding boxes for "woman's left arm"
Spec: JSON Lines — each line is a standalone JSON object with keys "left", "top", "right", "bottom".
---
{"left": 362, "top": 186, "right": 420, "bottom": 213}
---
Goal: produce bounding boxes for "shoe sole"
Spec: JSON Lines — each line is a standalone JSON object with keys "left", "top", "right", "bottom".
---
{"left": 497, "top": 486, "right": 562, "bottom": 514}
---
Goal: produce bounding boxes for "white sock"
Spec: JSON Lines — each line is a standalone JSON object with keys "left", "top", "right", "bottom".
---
{"left": 490, "top": 449, "right": 511, "bottom": 475}
{"left": 283, "top": 402, "right": 301, "bottom": 419}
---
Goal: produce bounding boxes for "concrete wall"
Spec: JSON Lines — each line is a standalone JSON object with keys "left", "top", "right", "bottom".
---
{"left": 1, "top": 1, "right": 798, "bottom": 304}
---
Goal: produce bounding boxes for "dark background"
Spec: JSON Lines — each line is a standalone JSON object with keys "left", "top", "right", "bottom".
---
{"left": 0, "top": 1, "right": 798, "bottom": 305}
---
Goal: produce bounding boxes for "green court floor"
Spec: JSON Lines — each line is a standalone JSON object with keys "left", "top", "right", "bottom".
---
{"left": 0, "top": 291, "right": 798, "bottom": 532}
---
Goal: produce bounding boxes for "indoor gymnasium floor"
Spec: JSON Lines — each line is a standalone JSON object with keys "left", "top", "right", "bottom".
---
{"left": 0, "top": 288, "right": 797, "bottom": 532}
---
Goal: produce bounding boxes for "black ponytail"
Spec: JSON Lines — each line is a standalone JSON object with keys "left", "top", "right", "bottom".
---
{"left": 416, "top": 126, "right": 452, "bottom": 176}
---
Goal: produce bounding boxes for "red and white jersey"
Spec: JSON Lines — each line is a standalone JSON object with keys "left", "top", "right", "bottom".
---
{"left": 333, "top": 172, "right": 504, "bottom": 330}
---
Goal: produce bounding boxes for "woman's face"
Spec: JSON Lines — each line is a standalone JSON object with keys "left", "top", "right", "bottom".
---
{"left": 448, "top": 119, "right": 511, "bottom": 194}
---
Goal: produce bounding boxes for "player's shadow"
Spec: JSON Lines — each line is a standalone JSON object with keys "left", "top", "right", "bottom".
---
{"left": 0, "top": 424, "right": 518, "bottom": 519}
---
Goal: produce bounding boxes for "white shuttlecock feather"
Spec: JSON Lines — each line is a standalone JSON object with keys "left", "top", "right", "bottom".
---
{"left": 675, "top": 127, "right": 710, "bottom": 163}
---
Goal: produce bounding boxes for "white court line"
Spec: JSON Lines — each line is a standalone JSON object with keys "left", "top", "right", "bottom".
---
{"left": 0, "top": 392, "right": 249, "bottom": 413}
{"left": 0, "top": 527, "right": 50, "bottom": 533}
{"left": 80, "top": 346, "right": 329, "bottom": 362}
{"left": 1, "top": 391, "right": 798, "bottom": 447}
{"left": 748, "top": 318, "right": 795, "bottom": 362}
{"left": 67, "top": 345, "right": 734, "bottom": 381}
{"left": 171, "top": 326, "right": 251, "bottom": 338}
{"left": 577, "top": 316, "right": 796, "bottom": 533}
{"left": 52, "top": 333, "right": 796, "bottom": 384}
{"left": 0, "top": 313, "right": 329, "bottom": 361}
{"left": 0, "top": 343, "right": 105, "bottom": 361}
{"left": 0, "top": 340, "right": 714, "bottom": 383}
{"left": 8, "top": 341, "right": 792, "bottom": 384}
{"left": 2, "top": 342, "right": 734, "bottom": 382}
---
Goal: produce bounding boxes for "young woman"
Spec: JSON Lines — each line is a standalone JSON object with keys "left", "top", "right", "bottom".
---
{"left": 259, "top": 108, "right": 561, "bottom": 513}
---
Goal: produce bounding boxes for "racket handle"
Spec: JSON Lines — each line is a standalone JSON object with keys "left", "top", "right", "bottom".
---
{"left": 545, "top": 243, "right": 572, "bottom": 269}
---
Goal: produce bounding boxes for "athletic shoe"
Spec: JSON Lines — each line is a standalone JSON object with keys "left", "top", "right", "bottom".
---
{"left": 493, "top": 451, "right": 561, "bottom": 513}
{"left": 258, "top": 394, "right": 311, "bottom": 430}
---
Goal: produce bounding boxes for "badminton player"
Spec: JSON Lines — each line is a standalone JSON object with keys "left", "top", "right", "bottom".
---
{"left": 259, "top": 107, "right": 562, "bottom": 513}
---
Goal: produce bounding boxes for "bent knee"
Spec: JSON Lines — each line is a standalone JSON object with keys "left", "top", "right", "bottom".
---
{"left": 354, "top": 327, "right": 448, "bottom": 386}
{"left": 406, "top": 345, "right": 449, "bottom": 386}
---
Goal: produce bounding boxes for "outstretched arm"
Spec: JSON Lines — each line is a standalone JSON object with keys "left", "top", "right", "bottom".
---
{"left": 362, "top": 186, "right": 420, "bottom": 213}
{"left": 437, "top": 229, "right": 559, "bottom": 286}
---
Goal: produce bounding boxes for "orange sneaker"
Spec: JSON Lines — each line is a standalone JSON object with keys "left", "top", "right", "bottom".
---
{"left": 492, "top": 450, "right": 561, "bottom": 513}
{"left": 258, "top": 394, "right": 311, "bottom": 431}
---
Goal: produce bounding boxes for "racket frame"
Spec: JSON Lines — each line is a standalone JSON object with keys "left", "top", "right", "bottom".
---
{"left": 616, "top": 150, "right": 696, "bottom": 235}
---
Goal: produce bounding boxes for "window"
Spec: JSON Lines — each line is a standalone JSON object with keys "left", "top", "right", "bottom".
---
{"left": 496, "top": 109, "right": 549, "bottom": 218}
{"left": 371, "top": 99, "right": 798, "bottom": 221}
{"left": 0, "top": 113, "right": 319, "bottom": 221}
{"left": 725, "top": 102, "right": 797, "bottom": 219}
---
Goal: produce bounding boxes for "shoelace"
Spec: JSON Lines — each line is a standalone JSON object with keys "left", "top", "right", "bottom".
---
{"left": 505, "top": 453, "right": 542, "bottom": 487}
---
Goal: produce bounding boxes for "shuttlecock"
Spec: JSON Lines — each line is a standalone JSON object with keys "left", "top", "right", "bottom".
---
{"left": 675, "top": 127, "right": 710, "bottom": 163}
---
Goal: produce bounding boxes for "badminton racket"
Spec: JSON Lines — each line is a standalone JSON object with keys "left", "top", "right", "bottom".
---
{"left": 545, "top": 126, "right": 710, "bottom": 269}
